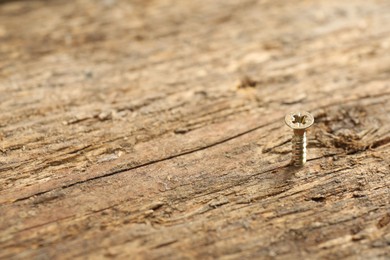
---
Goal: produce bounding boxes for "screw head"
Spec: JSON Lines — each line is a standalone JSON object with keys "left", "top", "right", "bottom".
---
{"left": 285, "top": 111, "right": 314, "bottom": 130}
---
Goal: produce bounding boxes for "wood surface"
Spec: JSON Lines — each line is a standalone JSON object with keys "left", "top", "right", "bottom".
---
{"left": 0, "top": 0, "right": 390, "bottom": 259}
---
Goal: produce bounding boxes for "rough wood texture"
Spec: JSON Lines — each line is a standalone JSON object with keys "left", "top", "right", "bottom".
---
{"left": 1, "top": 0, "right": 390, "bottom": 259}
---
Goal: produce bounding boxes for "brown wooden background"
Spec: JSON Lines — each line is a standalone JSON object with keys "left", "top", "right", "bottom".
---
{"left": 0, "top": 0, "right": 389, "bottom": 259}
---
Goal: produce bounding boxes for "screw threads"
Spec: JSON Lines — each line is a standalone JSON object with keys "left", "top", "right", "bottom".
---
{"left": 291, "top": 131, "right": 306, "bottom": 166}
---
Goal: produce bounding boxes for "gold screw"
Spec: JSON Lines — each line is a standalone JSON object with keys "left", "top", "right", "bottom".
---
{"left": 285, "top": 111, "right": 314, "bottom": 166}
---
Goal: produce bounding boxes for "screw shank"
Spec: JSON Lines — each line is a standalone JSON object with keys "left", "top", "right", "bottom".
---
{"left": 291, "top": 130, "right": 307, "bottom": 166}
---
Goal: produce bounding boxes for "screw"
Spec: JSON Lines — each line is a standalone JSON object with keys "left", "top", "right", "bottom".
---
{"left": 285, "top": 111, "right": 314, "bottom": 167}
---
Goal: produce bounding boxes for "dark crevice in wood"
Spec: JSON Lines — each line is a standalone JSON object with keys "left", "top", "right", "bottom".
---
{"left": 310, "top": 196, "right": 326, "bottom": 203}
{"left": 12, "top": 120, "right": 277, "bottom": 203}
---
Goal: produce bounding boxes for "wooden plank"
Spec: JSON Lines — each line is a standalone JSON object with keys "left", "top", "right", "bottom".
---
{"left": 0, "top": 0, "right": 389, "bottom": 259}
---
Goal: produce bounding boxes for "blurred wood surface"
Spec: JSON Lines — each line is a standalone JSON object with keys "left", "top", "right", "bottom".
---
{"left": 0, "top": 0, "right": 389, "bottom": 259}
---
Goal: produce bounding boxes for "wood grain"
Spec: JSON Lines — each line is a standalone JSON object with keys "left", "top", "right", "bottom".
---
{"left": 0, "top": 0, "right": 389, "bottom": 259}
